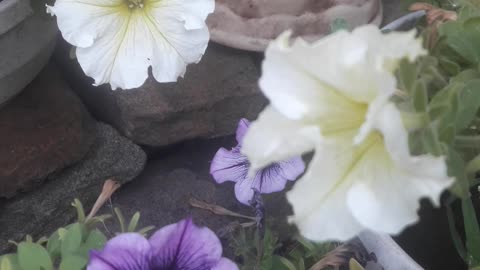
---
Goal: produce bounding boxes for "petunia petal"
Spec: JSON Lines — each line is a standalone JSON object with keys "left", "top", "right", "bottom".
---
{"left": 278, "top": 157, "right": 306, "bottom": 181}
{"left": 287, "top": 135, "right": 365, "bottom": 242}
{"left": 234, "top": 166, "right": 289, "bottom": 205}
{"left": 76, "top": 12, "right": 153, "bottom": 90}
{"left": 149, "top": 218, "right": 224, "bottom": 270}
{"left": 47, "top": 0, "right": 124, "bottom": 48}
{"left": 86, "top": 233, "right": 151, "bottom": 270}
{"left": 234, "top": 178, "right": 257, "bottom": 205}
{"left": 210, "top": 147, "right": 249, "bottom": 184}
{"left": 346, "top": 103, "right": 454, "bottom": 233}
{"left": 212, "top": 258, "right": 239, "bottom": 270}
{"left": 242, "top": 106, "right": 319, "bottom": 172}
{"left": 259, "top": 26, "right": 425, "bottom": 122}
{"left": 236, "top": 118, "right": 250, "bottom": 145}
{"left": 147, "top": 0, "right": 213, "bottom": 82}
{"left": 50, "top": 0, "right": 214, "bottom": 90}
{"left": 260, "top": 32, "right": 369, "bottom": 121}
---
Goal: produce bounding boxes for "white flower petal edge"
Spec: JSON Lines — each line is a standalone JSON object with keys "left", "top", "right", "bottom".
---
{"left": 47, "top": 0, "right": 214, "bottom": 90}
{"left": 243, "top": 26, "right": 426, "bottom": 169}
{"left": 242, "top": 106, "right": 321, "bottom": 171}
{"left": 243, "top": 25, "right": 452, "bottom": 241}
{"left": 287, "top": 104, "right": 453, "bottom": 241}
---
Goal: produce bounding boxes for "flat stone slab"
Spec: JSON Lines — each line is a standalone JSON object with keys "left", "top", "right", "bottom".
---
{"left": 0, "top": 122, "right": 147, "bottom": 253}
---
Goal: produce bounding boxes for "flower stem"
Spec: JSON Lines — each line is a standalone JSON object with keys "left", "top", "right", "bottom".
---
{"left": 189, "top": 197, "right": 256, "bottom": 221}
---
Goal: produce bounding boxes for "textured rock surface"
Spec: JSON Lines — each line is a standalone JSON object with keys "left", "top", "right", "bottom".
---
{"left": 55, "top": 41, "right": 267, "bottom": 147}
{"left": 0, "top": 123, "right": 147, "bottom": 253}
{"left": 96, "top": 136, "right": 295, "bottom": 258}
{"left": 0, "top": 64, "right": 95, "bottom": 198}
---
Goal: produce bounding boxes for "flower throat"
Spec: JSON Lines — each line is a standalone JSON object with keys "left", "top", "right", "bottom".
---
{"left": 126, "top": 0, "right": 144, "bottom": 8}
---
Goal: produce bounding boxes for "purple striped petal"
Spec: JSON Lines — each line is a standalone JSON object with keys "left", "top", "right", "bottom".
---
{"left": 234, "top": 166, "right": 289, "bottom": 205}
{"left": 278, "top": 157, "right": 305, "bottom": 180}
{"left": 210, "top": 147, "right": 249, "bottom": 184}
{"left": 236, "top": 118, "right": 250, "bottom": 145}
{"left": 149, "top": 219, "right": 225, "bottom": 270}
{"left": 87, "top": 233, "right": 151, "bottom": 270}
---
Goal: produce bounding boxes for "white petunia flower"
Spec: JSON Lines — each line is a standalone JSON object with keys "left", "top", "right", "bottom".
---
{"left": 242, "top": 25, "right": 454, "bottom": 242}
{"left": 47, "top": 0, "right": 214, "bottom": 90}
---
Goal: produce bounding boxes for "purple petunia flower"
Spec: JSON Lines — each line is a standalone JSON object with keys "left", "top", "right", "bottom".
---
{"left": 87, "top": 218, "right": 237, "bottom": 270}
{"left": 210, "top": 119, "right": 305, "bottom": 205}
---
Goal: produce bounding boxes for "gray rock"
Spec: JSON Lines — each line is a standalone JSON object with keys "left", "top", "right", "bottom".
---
{"left": 0, "top": 0, "right": 57, "bottom": 106}
{"left": 0, "top": 122, "right": 147, "bottom": 253}
{"left": 54, "top": 41, "right": 267, "bottom": 147}
{"left": 96, "top": 136, "right": 294, "bottom": 256}
{"left": 0, "top": 64, "right": 95, "bottom": 198}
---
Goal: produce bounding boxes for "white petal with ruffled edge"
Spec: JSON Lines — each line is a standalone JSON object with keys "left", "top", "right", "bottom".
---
{"left": 242, "top": 106, "right": 320, "bottom": 171}
{"left": 287, "top": 104, "right": 453, "bottom": 240}
{"left": 347, "top": 103, "right": 454, "bottom": 233}
{"left": 48, "top": 0, "right": 214, "bottom": 90}
{"left": 286, "top": 133, "right": 365, "bottom": 242}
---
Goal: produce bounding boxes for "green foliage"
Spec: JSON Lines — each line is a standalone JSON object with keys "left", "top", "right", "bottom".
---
{"left": 399, "top": 3, "right": 480, "bottom": 268}
{"left": 230, "top": 225, "right": 336, "bottom": 270}
{"left": 0, "top": 199, "right": 152, "bottom": 270}
{"left": 113, "top": 208, "right": 155, "bottom": 236}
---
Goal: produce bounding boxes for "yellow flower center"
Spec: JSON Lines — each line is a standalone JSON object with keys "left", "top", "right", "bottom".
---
{"left": 126, "top": 0, "right": 144, "bottom": 9}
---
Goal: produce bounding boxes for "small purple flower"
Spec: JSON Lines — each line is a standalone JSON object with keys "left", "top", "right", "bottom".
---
{"left": 210, "top": 119, "right": 305, "bottom": 205}
{"left": 87, "top": 218, "right": 237, "bottom": 270}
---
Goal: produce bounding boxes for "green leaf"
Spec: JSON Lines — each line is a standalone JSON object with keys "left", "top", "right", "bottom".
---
{"left": 447, "top": 148, "right": 469, "bottom": 198}
{"left": 137, "top": 226, "right": 155, "bottom": 236}
{"left": 398, "top": 59, "right": 417, "bottom": 93}
{"left": 297, "top": 258, "right": 305, "bottom": 270}
{"left": 85, "top": 214, "right": 112, "bottom": 228}
{"left": 114, "top": 208, "right": 126, "bottom": 233}
{"left": 71, "top": 199, "right": 86, "bottom": 223}
{"left": 462, "top": 197, "right": 480, "bottom": 266}
{"left": 17, "top": 243, "right": 53, "bottom": 270}
{"left": 439, "top": 20, "right": 480, "bottom": 65}
{"left": 455, "top": 79, "right": 480, "bottom": 131}
{"left": 127, "top": 212, "right": 141, "bottom": 232}
{"left": 79, "top": 230, "right": 107, "bottom": 257}
{"left": 59, "top": 255, "right": 88, "bottom": 270}
{"left": 440, "top": 56, "right": 462, "bottom": 76}
{"left": 446, "top": 203, "right": 468, "bottom": 261}
{"left": 0, "top": 255, "right": 19, "bottom": 270}
{"left": 413, "top": 80, "right": 428, "bottom": 112}
{"left": 277, "top": 256, "right": 297, "bottom": 270}
{"left": 61, "top": 223, "right": 83, "bottom": 257}
{"left": 46, "top": 231, "right": 62, "bottom": 260}
{"left": 271, "top": 256, "right": 293, "bottom": 270}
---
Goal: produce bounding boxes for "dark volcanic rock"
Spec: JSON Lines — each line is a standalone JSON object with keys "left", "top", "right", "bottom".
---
{"left": 0, "top": 122, "right": 147, "bottom": 253}
{"left": 55, "top": 40, "right": 267, "bottom": 147}
{"left": 0, "top": 64, "right": 95, "bottom": 198}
